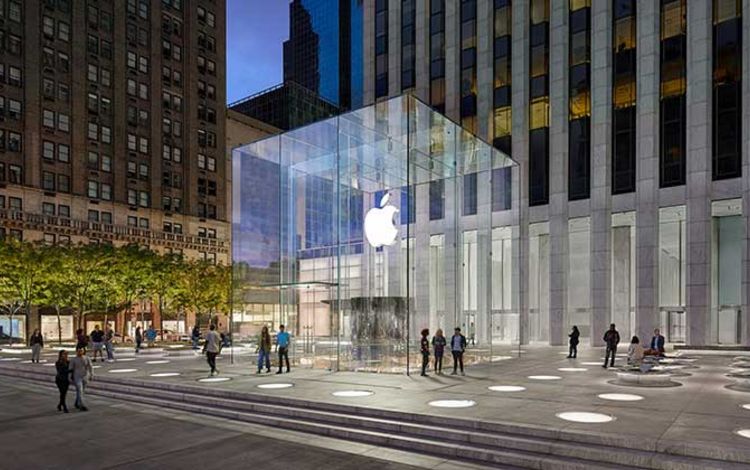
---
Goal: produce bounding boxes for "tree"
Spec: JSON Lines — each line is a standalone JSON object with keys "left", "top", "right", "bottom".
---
{"left": 0, "top": 239, "right": 47, "bottom": 343}
{"left": 114, "top": 244, "right": 154, "bottom": 333}
{"left": 67, "top": 243, "right": 115, "bottom": 331}
{"left": 150, "top": 252, "right": 183, "bottom": 340}
{"left": 37, "top": 244, "right": 75, "bottom": 345}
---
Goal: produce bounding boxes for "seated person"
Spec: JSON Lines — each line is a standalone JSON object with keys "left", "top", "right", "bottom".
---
{"left": 649, "top": 328, "right": 666, "bottom": 357}
{"left": 627, "top": 336, "right": 645, "bottom": 365}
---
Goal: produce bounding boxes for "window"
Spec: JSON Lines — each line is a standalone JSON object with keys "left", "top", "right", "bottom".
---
{"left": 375, "top": 0, "right": 389, "bottom": 98}
{"left": 138, "top": 191, "right": 149, "bottom": 208}
{"left": 87, "top": 181, "right": 98, "bottom": 198}
{"left": 101, "top": 212, "right": 112, "bottom": 224}
{"left": 58, "top": 144, "right": 69, "bottom": 162}
{"left": 429, "top": 179, "right": 444, "bottom": 220}
{"left": 43, "top": 78, "right": 55, "bottom": 98}
{"left": 101, "top": 69, "right": 111, "bottom": 87}
{"left": 88, "top": 210, "right": 99, "bottom": 222}
{"left": 88, "top": 122, "right": 98, "bottom": 140}
{"left": 43, "top": 109, "right": 55, "bottom": 128}
{"left": 139, "top": 163, "right": 148, "bottom": 178}
{"left": 43, "top": 16, "right": 55, "bottom": 39}
{"left": 8, "top": 0, "right": 21, "bottom": 22}
{"left": 57, "top": 175, "right": 69, "bottom": 192}
{"left": 712, "top": 0, "right": 742, "bottom": 180}
{"left": 42, "top": 172, "right": 55, "bottom": 191}
{"left": 88, "top": 64, "right": 98, "bottom": 82}
{"left": 58, "top": 21, "right": 70, "bottom": 42}
{"left": 127, "top": 216, "right": 138, "bottom": 227}
{"left": 128, "top": 134, "right": 137, "bottom": 151}
{"left": 128, "top": 189, "right": 137, "bottom": 206}
{"left": 58, "top": 84, "right": 69, "bottom": 102}
{"left": 43, "top": 203, "right": 56, "bottom": 216}
{"left": 101, "top": 155, "right": 111, "bottom": 172}
{"left": 463, "top": 173, "right": 478, "bottom": 216}
{"left": 138, "top": 83, "right": 148, "bottom": 100}
{"left": 493, "top": 0, "right": 512, "bottom": 154}
{"left": 569, "top": 0, "right": 591, "bottom": 200}
{"left": 139, "top": 56, "right": 148, "bottom": 73}
{"left": 58, "top": 52, "right": 69, "bottom": 72}
{"left": 58, "top": 113, "right": 69, "bottom": 132}
{"left": 127, "top": 51, "right": 137, "bottom": 69}
{"left": 139, "top": 136, "right": 148, "bottom": 154}
{"left": 127, "top": 161, "right": 137, "bottom": 177}
{"left": 612, "top": 0, "right": 637, "bottom": 194}
{"left": 8, "top": 132, "right": 22, "bottom": 152}
{"left": 101, "top": 183, "right": 111, "bottom": 201}
{"left": 660, "top": 0, "right": 686, "bottom": 187}
{"left": 529, "top": 0, "right": 549, "bottom": 205}
{"left": 8, "top": 66, "right": 21, "bottom": 87}
{"left": 43, "top": 141, "right": 55, "bottom": 160}
{"left": 58, "top": 205, "right": 70, "bottom": 218}
{"left": 101, "top": 126, "right": 111, "bottom": 144}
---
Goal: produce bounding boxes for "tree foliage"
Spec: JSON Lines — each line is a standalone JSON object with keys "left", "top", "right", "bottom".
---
{"left": 0, "top": 240, "right": 229, "bottom": 342}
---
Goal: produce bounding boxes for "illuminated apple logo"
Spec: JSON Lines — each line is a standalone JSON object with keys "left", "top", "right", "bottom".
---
{"left": 364, "top": 192, "right": 399, "bottom": 248}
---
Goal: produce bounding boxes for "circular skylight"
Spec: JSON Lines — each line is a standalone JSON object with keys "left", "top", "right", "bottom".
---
{"left": 528, "top": 375, "right": 561, "bottom": 381}
{"left": 598, "top": 393, "right": 644, "bottom": 402}
{"left": 108, "top": 368, "right": 138, "bottom": 374}
{"left": 736, "top": 429, "right": 750, "bottom": 439}
{"left": 428, "top": 399, "right": 477, "bottom": 408}
{"left": 332, "top": 390, "right": 373, "bottom": 397}
{"left": 257, "top": 383, "right": 294, "bottom": 389}
{"left": 557, "top": 411, "right": 615, "bottom": 423}
{"left": 0, "top": 357, "right": 20, "bottom": 361}
{"left": 558, "top": 367, "right": 588, "bottom": 372}
{"left": 150, "top": 372, "right": 180, "bottom": 377}
{"left": 116, "top": 358, "right": 136, "bottom": 362}
{"left": 488, "top": 385, "right": 526, "bottom": 392}
{"left": 741, "top": 404, "right": 750, "bottom": 411}
{"left": 491, "top": 355, "right": 513, "bottom": 361}
{"left": 146, "top": 360, "right": 170, "bottom": 365}
{"left": 581, "top": 362, "right": 604, "bottom": 366}
{"left": 198, "top": 377, "right": 231, "bottom": 383}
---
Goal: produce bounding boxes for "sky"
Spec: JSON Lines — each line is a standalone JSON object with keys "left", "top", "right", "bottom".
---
{"left": 226, "top": 0, "right": 289, "bottom": 104}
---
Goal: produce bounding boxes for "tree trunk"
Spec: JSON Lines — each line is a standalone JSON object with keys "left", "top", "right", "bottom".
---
{"left": 56, "top": 305, "right": 62, "bottom": 346}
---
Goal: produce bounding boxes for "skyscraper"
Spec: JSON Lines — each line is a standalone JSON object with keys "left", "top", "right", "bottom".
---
{"left": 0, "top": 0, "right": 228, "bottom": 264}
{"left": 283, "top": 0, "right": 364, "bottom": 110}
{"left": 362, "top": 0, "right": 750, "bottom": 348}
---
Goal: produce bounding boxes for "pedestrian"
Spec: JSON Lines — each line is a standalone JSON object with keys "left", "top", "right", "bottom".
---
{"left": 69, "top": 347, "right": 93, "bottom": 411}
{"left": 30, "top": 329, "right": 44, "bottom": 363}
{"left": 55, "top": 350, "right": 70, "bottom": 413}
{"left": 567, "top": 325, "right": 580, "bottom": 358}
{"left": 90, "top": 325, "right": 104, "bottom": 362}
{"left": 203, "top": 323, "right": 222, "bottom": 376}
{"left": 602, "top": 323, "right": 620, "bottom": 368}
{"left": 649, "top": 328, "right": 666, "bottom": 357}
{"left": 191, "top": 324, "right": 201, "bottom": 350}
{"left": 431, "top": 329, "right": 446, "bottom": 375}
{"left": 257, "top": 325, "right": 272, "bottom": 374}
{"left": 134, "top": 326, "right": 143, "bottom": 353}
{"left": 450, "top": 327, "right": 467, "bottom": 376}
{"left": 75, "top": 328, "right": 88, "bottom": 354}
{"left": 627, "top": 336, "right": 644, "bottom": 365}
{"left": 104, "top": 325, "right": 115, "bottom": 362}
{"left": 420, "top": 328, "right": 430, "bottom": 376}
{"left": 276, "top": 324, "right": 291, "bottom": 374}
{"left": 145, "top": 325, "right": 157, "bottom": 348}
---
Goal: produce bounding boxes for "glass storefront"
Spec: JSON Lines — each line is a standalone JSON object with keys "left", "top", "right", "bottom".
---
{"left": 232, "top": 95, "right": 518, "bottom": 373}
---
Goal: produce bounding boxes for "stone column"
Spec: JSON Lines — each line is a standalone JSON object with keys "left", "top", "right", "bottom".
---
{"left": 547, "top": 0, "right": 568, "bottom": 346}
{"left": 444, "top": 0, "right": 460, "bottom": 121}
{"left": 589, "top": 0, "right": 613, "bottom": 346}
{"left": 414, "top": 0, "right": 430, "bottom": 103}
{"left": 685, "top": 0, "right": 712, "bottom": 346}
{"left": 635, "top": 0, "right": 661, "bottom": 341}
{"left": 741, "top": 0, "right": 750, "bottom": 345}
{"left": 477, "top": 0, "right": 493, "bottom": 141}
{"left": 511, "top": 0, "right": 529, "bottom": 344}
{"left": 388, "top": 0, "right": 402, "bottom": 96}
{"left": 363, "top": 0, "right": 375, "bottom": 104}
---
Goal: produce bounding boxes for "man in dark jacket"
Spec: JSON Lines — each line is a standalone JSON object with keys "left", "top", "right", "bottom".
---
{"left": 650, "top": 328, "right": 665, "bottom": 356}
{"left": 602, "top": 323, "right": 620, "bottom": 368}
{"left": 450, "top": 327, "right": 467, "bottom": 376}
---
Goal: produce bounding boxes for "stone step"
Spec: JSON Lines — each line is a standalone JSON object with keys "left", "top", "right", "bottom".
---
{"left": 3, "top": 365, "right": 747, "bottom": 470}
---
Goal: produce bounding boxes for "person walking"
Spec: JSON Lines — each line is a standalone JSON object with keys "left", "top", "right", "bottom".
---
{"left": 104, "top": 325, "right": 115, "bottom": 362}
{"left": 431, "top": 329, "right": 446, "bottom": 375}
{"left": 567, "top": 325, "right": 580, "bottom": 358}
{"left": 134, "top": 326, "right": 143, "bottom": 353}
{"left": 450, "top": 327, "right": 467, "bottom": 376}
{"left": 145, "top": 325, "right": 157, "bottom": 348}
{"left": 602, "top": 323, "right": 621, "bottom": 369}
{"left": 90, "top": 325, "right": 104, "bottom": 362}
{"left": 202, "top": 323, "right": 222, "bottom": 376}
{"left": 69, "top": 348, "right": 93, "bottom": 411}
{"left": 55, "top": 350, "right": 70, "bottom": 413}
{"left": 75, "top": 329, "right": 88, "bottom": 354}
{"left": 420, "top": 329, "right": 430, "bottom": 376}
{"left": 257, "top": 325, "right": 272, "bottom": 374}
{"left": 276, "top": 324, "right": 291, "bottom": 374}
{"left": 191, "top": 325, "right": 201, "bottom": 350}
{"left": 30, "top": 329, "right": 44, "bottom": 363}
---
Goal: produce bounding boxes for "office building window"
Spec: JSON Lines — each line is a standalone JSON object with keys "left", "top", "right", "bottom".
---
{"left": 429, "top": 0, "right": 446, "bottom": 112}
{"left": 712, "top": 0, "right": 742, "bottom": 179}
{"left": 493, "top": 0, "right": 512, "bottom": 155}
{"left": 660, "top": 0, "right": 687, "bottom": 187}
{"left": 429, "top": 179, "right": 445, "bottom": 220}
{"left": 375, "top": 0, "right": 388, "bottom": 98}
{"left": 612, "top": 0, "right": 637, "bottom": 193}
{"left": 460, "top": 0, "right": 477, "bottom": 133}
{"left": 463, "top": 172, "right": 478, "bottom": 216}
{"left": 569, "top": 0, "right": 591, "bottom": 200}
{"left": 529, "top": 0, "right": 549, "bottom": 206}
{"left": 401, "top": 0, "right": 415, "bottom": 91}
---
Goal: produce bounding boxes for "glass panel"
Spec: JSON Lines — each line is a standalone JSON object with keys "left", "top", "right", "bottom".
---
{"left": 611, "top": 212, "right": 635, "bottom": 341}
{"left": 568, "top": 218, "right": 590, "bottom": 338}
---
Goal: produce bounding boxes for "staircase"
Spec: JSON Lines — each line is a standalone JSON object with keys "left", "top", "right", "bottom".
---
{"left": 2, "top": 364, "right": 748, "bottom": 470}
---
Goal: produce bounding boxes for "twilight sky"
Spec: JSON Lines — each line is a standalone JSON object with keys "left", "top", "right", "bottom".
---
{"left": 226, "top": 0, "right": 289, "bottom": 104}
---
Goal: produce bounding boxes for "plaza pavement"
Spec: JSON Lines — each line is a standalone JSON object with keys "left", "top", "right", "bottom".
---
{"left": 1, "top": 344, "right": 750, "bottom": 468}
{"left": 0, "top": 376, "right": 483, "bottom": 470}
